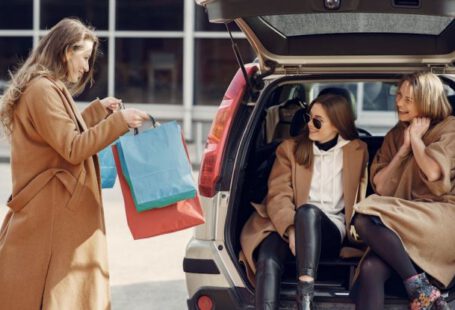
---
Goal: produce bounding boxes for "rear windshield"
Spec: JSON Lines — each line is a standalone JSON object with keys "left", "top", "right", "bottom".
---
{"left": 272, "top": 79, "right": 455, "bottom": 135}
{"left": 262, "top": 13, "right": 453, "bottom": 36}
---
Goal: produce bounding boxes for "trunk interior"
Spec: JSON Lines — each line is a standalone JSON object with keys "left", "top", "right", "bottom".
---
{"left": 223, "top": 73, "right": 455, "bottom": 306}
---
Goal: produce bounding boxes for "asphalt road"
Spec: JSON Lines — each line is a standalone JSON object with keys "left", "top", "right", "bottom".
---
{"left": 0, "top": 162, "right": 193, "bottom": 310}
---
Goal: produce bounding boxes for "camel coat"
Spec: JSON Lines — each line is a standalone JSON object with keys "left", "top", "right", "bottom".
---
{"left": 239, "top": 138, "right": 368, "bottom": 284}
{"left": 0, "top": 76, "right": 129, "bottom": 310}
{"left": 354, "top": 117, "right": 455, "bottom": 288}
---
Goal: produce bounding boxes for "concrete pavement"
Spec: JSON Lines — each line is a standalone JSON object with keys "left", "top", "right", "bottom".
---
{"left": 0, "top": 162, "right": 194, "bottom": 310}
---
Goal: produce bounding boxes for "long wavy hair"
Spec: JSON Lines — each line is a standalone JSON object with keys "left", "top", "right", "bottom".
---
{"left": 0, "top": 18, "right": 99, "bottom": 137}
{"left": 295, "top": 94, "right": 358, "bottom": 168}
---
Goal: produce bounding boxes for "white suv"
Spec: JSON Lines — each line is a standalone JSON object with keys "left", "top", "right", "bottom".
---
{"left": 183, "top": 1, "right": 455, "bottom": 309}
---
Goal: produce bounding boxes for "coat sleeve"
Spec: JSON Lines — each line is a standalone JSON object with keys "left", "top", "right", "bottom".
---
{"left": 266, "top": 140, "right": 296, "bottom": 239}
{"left": 80, "top": 99, "right": 109, "bottom": 128}
{"left": 418, "top": 123, "right": 455, "bottom": 196}
{"left": 370, "top": 125, "right": 407, "bottom": 193}
{"left": 24, "top": 80, "right": 129, "bottom": 165}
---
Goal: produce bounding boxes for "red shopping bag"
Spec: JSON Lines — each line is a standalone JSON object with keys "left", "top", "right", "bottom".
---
{"left": 112, "top": 145, "right": 205, "bottom": 239}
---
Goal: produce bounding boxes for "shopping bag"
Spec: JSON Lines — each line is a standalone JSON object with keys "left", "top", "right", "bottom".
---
{"left": 98, "top": 145, "right": 117, "bottom": 188}
{"left": 112, "top": 145, "right": 205, "bottom": 239}
{"left": 116, "top": 121, "right": 196, "bottom": 212}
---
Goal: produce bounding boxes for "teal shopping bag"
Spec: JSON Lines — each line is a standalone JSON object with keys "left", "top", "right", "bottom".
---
{"left": 99, "top": 145, "right": 117, "bottom": 188}
{"left": 116, "top": 121, "right": 196, "bottom": 212}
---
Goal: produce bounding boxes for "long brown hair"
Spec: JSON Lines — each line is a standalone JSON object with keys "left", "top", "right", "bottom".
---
{"left": 295, "top": 94, "right": 358, "bottom": 168}
{"left": 398, "top": 71, "right": 452, "bottom": 122}
{"left": 0, "top": 18, "right": 99, "bottom": 137}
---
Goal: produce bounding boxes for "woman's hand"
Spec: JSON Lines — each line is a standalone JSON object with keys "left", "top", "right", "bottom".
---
{"left": 121, "top": 108, "right": 149, "bottom": 128}
{"left": 398, "top": 126, "right": 411, "bottom": 157}
{"left": 409, "top": 117, "right": 430, "bottom": 141}
{"left": 100, "top": 97, "right": 122, "bottom": 112}
{"left": 287, "top": 226, "right": 296, "bottom": 256}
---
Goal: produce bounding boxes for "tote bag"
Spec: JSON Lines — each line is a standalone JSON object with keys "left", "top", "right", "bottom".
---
{"left": 116, "top": 121, "right": 196, "bottom": 212}
{"left": 112, "top": 145, "right": 205, "bottom": 239}
{"left": 99, "top": 145, "right": 117, "bottom": 189}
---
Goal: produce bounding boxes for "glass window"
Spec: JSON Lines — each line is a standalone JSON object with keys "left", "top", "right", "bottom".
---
{"left": 309, "top": 82, "right": 397, "bottom": 112}
{"left": 75, "top": 39, "right": 109, "bottom": 102}
{"left": 195, "top": 5, "right": 240, "bottom": 32}
{"left": 116, "top": 0, "right": 183, "bottom": 31}
{"left": 0, "top": 37, "right": 33, "bottom": 95}
{"left": 0, "top": 0, "right": 33, "bottom": 29}
{"left": 194, "top": 38, "right": 255, "bottom": 106}
{"left": 115, "top": 38, "right": 183, "bottom": 104}
{"left": 41, "top": 0, "right": 108, "bottom": 30}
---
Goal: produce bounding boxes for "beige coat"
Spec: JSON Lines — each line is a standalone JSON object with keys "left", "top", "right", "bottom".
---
{"left": 354, "top": 117, "right": 455, "bottom": 288}
{"left": 239, "top": 138, "right": 368, "bottom": 283}
{"left": 0, "top": 76, "right": 129, "bottom": 309}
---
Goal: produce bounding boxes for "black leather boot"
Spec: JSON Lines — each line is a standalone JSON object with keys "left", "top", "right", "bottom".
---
{"left": 296, "top": 281, "right": 314, "bottom": 310}
{"left": 255, "top": 259, "right": 282, "bottom": 310}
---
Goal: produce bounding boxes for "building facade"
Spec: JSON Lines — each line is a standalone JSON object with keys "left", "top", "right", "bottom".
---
{"left": 0, "top": 0, "right": 255, "bottom": 147}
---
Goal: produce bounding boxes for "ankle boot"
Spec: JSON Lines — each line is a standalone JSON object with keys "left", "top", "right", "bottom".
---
{"left": 404, "top": 273, "right": 449, "bottom": 310}
{"left": 296, "top": 281, "right": 314, "bottom": 310}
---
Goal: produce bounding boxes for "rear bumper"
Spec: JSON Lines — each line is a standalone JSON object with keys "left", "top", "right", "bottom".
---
{"left": 187, "top": 286, "right": 254, "bottom": 310}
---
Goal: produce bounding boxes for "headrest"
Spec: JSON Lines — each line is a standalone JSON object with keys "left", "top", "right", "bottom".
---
{"left": 317, "top": 87, "right": 356, "bottom": 119}
{"left": 290, "top": 108, "right": 307, "bottom": 137}
{"left": 447, "top": 95, "right": 455, "bottom": 115}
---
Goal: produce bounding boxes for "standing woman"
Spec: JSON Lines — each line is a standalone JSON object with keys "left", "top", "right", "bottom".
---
{"left": 240, "top": 94, "right": 368, "bottom": 310}
{"left": 0, "top": 18, "right": 148, "bottom": 309}
{"left": 352, "top": 71, "right": 453, "bottom": 310}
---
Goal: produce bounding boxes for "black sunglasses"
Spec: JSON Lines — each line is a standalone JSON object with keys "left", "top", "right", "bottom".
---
{"left": 304, "top": 113, "right": 323, "bottom": 129}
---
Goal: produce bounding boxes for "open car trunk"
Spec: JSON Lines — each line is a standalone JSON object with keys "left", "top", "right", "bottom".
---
{"left": 222, "top": 73, "right": 455, "bottom": 307}
{"left": 197, "top": 0, "right": 455, "bottom": 75}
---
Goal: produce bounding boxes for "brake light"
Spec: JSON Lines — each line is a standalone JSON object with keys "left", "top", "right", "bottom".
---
{"left": 198, "top": 65, "right": 258, "bottom": 197}
{"left": 197, "top": 295, "right": 213, "bottom": 310}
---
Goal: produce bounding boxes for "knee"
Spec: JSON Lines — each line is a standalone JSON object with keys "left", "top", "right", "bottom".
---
{"left": 256, "top": 255, "right": 282, "bottom": 274}
{"left": 358, "top": 255, "right": 390, "bottom": 283}
{"left": 295, "top": 204, "right": 320, "bottom": 225}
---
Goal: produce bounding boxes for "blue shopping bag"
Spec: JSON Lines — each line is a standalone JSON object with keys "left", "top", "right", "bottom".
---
{"left": 116, "top": 121, "right": 196, "bottom": 212}
{"left": 99, "top": 145, "right": 117, "bottom": 188}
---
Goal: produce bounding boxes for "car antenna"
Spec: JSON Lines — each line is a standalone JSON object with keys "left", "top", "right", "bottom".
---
{"left": 225, "top": 22, "right": 255, "bottom": 100}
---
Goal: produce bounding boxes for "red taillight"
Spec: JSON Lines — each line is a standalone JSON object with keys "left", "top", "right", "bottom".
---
{"left": 197, "top": 295, "right": 213, "bottom": 310}
{"left": 198, "top": 65, "right": 258, "bottom": 197}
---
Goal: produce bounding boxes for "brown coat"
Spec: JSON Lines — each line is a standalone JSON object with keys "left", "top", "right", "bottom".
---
{"left": 354, "top": 117, "right": 455, "bottom": 288}
{"left": 239, "top": 138, "right": 368, "bottom": 283}
{"left": 0, "top": 76, "right": 129, "bottom": 309}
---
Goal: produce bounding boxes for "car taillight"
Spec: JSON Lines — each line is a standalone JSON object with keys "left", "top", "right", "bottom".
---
{"left": 198, "top": 65, "right": 258, "bottom": 197}
{"left": 197, "top": 295, "right": 213, "bottom": 310}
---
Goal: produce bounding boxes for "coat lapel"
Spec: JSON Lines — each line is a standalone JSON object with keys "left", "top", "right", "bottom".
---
{"left": 294, "top": 160, "right": 313, "bottom": 208}
{"left": 342, "top": 141, "right": 364, "bottom": 226}
{"left": 51, "top": 79, "right": 87, "bottom": 132}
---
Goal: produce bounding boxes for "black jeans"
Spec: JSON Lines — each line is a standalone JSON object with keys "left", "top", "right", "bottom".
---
{"left": 255, "top": 204, "right": 342, "bottom": 310}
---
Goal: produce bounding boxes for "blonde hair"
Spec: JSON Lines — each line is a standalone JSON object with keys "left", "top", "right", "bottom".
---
{"left": 398, "top": 71, "right": 452, "bottom": 122}
{"left": 295, "top": 94, "right": 358, "bottom": 168}
{"left": 0, "top": 18, "right": 99, "bottom": 137}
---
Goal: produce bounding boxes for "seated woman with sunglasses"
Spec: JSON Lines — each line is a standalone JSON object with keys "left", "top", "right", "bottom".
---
{"left": 239, "top": 94, "right": 368, "bottom": 310}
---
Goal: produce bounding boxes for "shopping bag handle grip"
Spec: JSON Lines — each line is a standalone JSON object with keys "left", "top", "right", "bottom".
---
{"left": 134, "top": 114, "right": 157, "bottom": 135}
